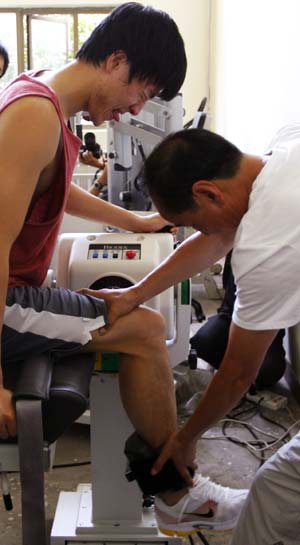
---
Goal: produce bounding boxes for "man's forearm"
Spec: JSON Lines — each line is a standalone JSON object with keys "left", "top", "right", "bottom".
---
{"left": 178, "top": 364, "right": 252, "bottom": 445}
{"left": 131, "top": 231, "right": 233, "bottom": 305}
{"left": 178, "top": 325, "right": 277, "bottom": 445}
{"left": 66, "top": 183, "right": 145, "bottom": 232}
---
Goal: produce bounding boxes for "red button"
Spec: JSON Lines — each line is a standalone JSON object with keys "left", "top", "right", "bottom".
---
{"left": 125, "top": 250, "right": 136, "bottom": 259}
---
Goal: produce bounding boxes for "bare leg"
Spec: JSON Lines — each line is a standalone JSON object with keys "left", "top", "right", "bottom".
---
{"left": 83, "top": 306, "right": 177, "bottom": 449}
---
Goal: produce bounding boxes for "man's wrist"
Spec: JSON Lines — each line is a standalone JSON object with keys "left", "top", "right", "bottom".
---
{"left": 134, "top": 215, "right": 146, "bottom": 232}
{"left": 177, "top": 423, "right": 201, "bottom": 447}
{"left": 93, "top": 180, "right": 102, "bottom": 190}
{"left": 131, "top": 284, "right": 146, "bottom": 306}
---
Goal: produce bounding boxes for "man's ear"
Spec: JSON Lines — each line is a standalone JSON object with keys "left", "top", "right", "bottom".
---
{"left": 192, "top": 180, "right": 225, "bottom": 206}
{"left": 105, "top": 50, "right": 128, "bottom": 73}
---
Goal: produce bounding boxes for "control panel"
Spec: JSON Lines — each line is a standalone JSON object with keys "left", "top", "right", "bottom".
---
{"left": 87, "top": 243, "right": 141, "bottom": 261}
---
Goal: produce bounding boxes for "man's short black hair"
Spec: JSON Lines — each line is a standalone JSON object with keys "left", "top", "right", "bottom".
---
{"left": 0, "top": 43, "right": 9, "bottom": 78}
{"left": 76, "top": 2, "right": 186, "bottom": 101}
{"left": 144, "top": 128, "right": 243, "bottom": 213}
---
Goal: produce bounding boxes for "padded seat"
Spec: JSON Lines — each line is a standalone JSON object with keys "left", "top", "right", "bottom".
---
{"left": 0, "top": 351, "right": 94, "bottom": 545}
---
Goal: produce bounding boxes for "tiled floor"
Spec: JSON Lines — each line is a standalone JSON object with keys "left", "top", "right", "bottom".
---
{"left": 1, "top": 284, "right": 300, "bottom": 545}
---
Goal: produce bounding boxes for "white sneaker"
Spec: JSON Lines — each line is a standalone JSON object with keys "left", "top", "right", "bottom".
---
{"left": 155, "top": 474, "right": 248, "bottom": 536}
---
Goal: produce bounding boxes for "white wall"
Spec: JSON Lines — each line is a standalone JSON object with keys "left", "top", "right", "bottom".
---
{"left": 0, "top": 0, "right": 210, "bottom": 123}
{"left": 143, "top": 0, "right": 210, "bottom": 122}
{"left": 210, "top": 0, "right": 300, "bottom": 152}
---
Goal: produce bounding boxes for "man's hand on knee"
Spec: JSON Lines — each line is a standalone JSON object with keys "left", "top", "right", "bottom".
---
{"left": 77, "top": 286, "right": 140, "bottom": 325}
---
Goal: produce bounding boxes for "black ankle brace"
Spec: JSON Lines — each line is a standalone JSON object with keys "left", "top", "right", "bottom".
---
{"left": 124, "top": 431, "right": 194, "bottom": 495}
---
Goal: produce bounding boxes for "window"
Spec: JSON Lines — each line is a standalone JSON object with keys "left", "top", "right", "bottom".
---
{"left": 0, "top": 7, "right": 114, "bottom": 87}
{"left": 28, "top": 15, "right": 70, "bottom": 70}
{"left": 78, "top": 13, "right": 107, "bottom": 48}
{"left": 0, "top": 12, "right": 18, "bottom": 90}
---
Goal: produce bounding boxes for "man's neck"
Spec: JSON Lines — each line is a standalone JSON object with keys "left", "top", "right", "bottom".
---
{"left": 234, "top": 153, "right": 265, "bottom": 206}
{"left": 218, "top": 154, "right": 265, "bottom": 230}
{"left": 37, "top": 60, "right": 95, "bottom": 121}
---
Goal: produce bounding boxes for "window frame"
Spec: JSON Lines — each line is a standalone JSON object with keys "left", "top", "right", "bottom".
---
{"left": 0, "top": 6, "right": 115, "bottom": 74}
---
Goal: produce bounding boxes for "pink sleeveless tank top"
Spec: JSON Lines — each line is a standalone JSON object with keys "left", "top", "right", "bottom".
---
{"left": 0, "top": 73, "right": 81, "bottom": 287}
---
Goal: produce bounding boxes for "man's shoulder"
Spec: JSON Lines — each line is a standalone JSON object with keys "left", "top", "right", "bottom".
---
{"left": 266, "top": 123, "right": 300, "bottom": 150}
{"left": 0, "top": 72, "right": 58, "bottom": 114}
{"left": 0, "top": 92, "right": 60, "bottom": 134}
{"left": 0, "top": 73, "right": 60, "bottom": 133}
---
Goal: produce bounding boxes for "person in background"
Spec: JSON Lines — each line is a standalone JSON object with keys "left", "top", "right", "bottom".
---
{"left": 80, "top": 149, "right": 106, "bottom": 169}
{"left": 88, "top": 164, "right": 108, "bottom": 198}
{"left": 78, "top": 133, "right": 108, "bottom": 197}
{"left": 79, "top": 131, "right": 104, "bottom": 165}
{"left": 0, "top": 43, "right": 9, "bottom": 79}
{"left": 190, "top": 250, "right": 286, "bottom": 391}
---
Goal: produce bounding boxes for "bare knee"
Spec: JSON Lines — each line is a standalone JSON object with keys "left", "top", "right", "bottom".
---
{"left": 134, "top": 306, "right": 167, "bottom": 346}
{"left": 85, "top": 305, "right": 166, "bottom": 355}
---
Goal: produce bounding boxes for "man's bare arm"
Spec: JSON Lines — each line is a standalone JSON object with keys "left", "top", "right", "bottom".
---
{"left": 152, "top": 324, "right": 278, "bottom": 478}
{"left": 132, "top": 230, "right": 234, "bottom": 303}
{"left": 65, "top": 183, "right": 173, "bottom": 233}
{"left": 179, "top": 324, "right": 278, "bottom": 443}
{"left": 80, "top": 230, "right": 234, "bottom": 324}
{"left": 0, "top": 96, "right": 61, "bottom": 436}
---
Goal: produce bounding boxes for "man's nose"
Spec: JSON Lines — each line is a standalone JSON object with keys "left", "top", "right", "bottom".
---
{"left": 129, "top": 100, "right": 145, "bottom": 116}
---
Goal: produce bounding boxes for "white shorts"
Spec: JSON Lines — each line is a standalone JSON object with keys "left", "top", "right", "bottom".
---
{"left": 2, "top": 286, "right": 107, "bottom": 364}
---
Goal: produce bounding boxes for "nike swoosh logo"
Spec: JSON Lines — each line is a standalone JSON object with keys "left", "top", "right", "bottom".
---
{"left": 184, "top": 508, "right": 215, "bottom": 519}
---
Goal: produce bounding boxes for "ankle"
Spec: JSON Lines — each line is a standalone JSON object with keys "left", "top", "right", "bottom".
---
{"left": 158, "top": 487, "right": 189, "bottom": 506}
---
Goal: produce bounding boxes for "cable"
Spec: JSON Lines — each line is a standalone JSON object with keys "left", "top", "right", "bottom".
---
{"left": 187, "top": 532, "right": 211, "bottom": 545}
{"left": 202, "top": 419, "right": 300, "bottom": 456}
{"left": 199, "top": 393, "right": 300, "bottom": 466}
{"left": 221, "top": 417, "right": 289, "bottom": 440}
{"left": 179, "top": 385, "right": 297, "bottom": 464}
{"left": 53, "top": 461, "right": 91, "bottom": 469}
{"left": 244, "top": 420, "right": 300, "bottom": 453}
{"left": 221, "top": 417, "right": 266, "bottom": 465}
{"left": 229, "top": 398, "right": 263, "bottom": 420}
{"left": 285, "top": 405, "right": 298, "bottom": 423}
{"left": 197, "top": 530, "right": 210, "bottom": 545}
{"left": 258, "top": 408, "right": 292, "bottom": 437}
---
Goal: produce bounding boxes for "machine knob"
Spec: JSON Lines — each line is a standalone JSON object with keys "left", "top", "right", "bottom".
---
{"left": 125, "top": 250, "right": 136, "bottom": 260}
{"left": 188, "top": 349, "right": 198, "bottom": 370}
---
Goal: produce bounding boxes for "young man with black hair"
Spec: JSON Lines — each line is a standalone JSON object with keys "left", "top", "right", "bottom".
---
{"left": 0, "top": 3, "right": 249, "bottom": 538}
{"left": 0, "top": 3, "right": 251, "bottom": 536}
{"left": 83, "top": 124, "right": 300, "bottom": 542}
{"left": 0, "top": 43, "right": 9, "bottom": 78}
{"left": 0, "top": 4, "right": 184, "bottom": 429}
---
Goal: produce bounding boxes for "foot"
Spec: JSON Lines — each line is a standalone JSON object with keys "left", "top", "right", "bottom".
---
{"left": 155, "top": 474, "right": 248, "bottom": 536}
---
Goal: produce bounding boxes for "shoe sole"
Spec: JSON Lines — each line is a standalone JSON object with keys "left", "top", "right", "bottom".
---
{"left": 159, "top": 526, "right": 233, "bottom": 538}
{"left": 157, "top": 516, "right": 239, "bottom": 536}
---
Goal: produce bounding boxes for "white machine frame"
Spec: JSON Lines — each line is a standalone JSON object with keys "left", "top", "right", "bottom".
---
{"left": 51, "top": 231, "right": 190, "bottom": 545}
{"left": 107, "top": 94, "right": 183, "bottom": 210}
